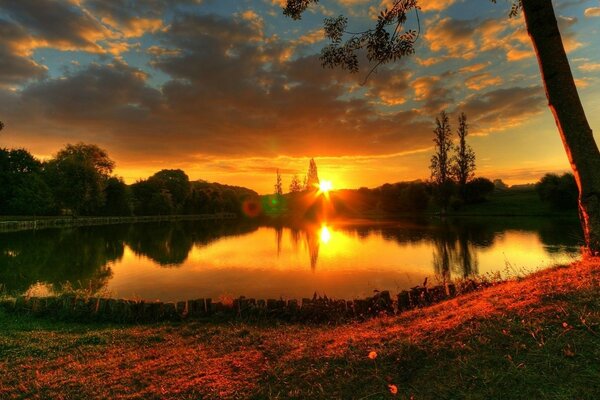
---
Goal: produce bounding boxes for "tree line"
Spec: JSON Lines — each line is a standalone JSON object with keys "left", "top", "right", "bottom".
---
{"left": 0, "top": 139, "right": 257, "bottom": 217}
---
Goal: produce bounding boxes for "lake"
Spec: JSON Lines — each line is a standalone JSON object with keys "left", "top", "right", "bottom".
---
{"left": 0, "top": 217, "right": 583, "bottom": 302}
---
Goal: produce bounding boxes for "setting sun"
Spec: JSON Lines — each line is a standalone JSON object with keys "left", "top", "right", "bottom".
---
{"left": 319, "top": 180, "right": 333, "bottom": 193}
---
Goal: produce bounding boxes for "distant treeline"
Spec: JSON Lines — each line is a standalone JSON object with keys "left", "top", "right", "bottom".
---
{"left": 286, "top": 178, "right": 498, "bottom": 218}
{"left": 0, "top": 141, "right": 577, "bottom": 218}
{"left": 0, "top": 143, "right": 257, "bottom": 216}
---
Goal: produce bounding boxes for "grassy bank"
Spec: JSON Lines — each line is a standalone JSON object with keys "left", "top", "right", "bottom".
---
{"left": 1, "top": 260, "right": 600, "bottom": 399}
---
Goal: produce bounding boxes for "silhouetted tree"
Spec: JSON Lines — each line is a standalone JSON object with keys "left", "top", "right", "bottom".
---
{"left": 452, "top": 113, "right": 475, "bottom": 200}
{"left": 0, "top": 148, "right": 52, "bottom": 215}
{"left": 149, "top": 169, "right": 191, "bottom": 212}
{"left": 7, "top": 174, "right": 53, "bottom": 215}
{"left": 283, "top": 0, "right": 600, "bottom": 254}
{"left": 536, "top": 173, "right": 578, "bottom": 211}
{"left": 430, "top": 111, "right": 454, "bottom": 213}
{"left": 305, "top": 158, "right": 320, "bottom": 190}
{"left": 465, "top": 177, "right": 495, "bottom": 204}
{"left": 101, "top": 177, "right": 132, "bottom": 216}
{"left": 44, "top": 143, "right": 114, "bottom": 215}
{"left": 275, "top": 169, "right": 283, "bottom": 195}
{"left": 289, "top": 174, "right": 303, "bottom": 193}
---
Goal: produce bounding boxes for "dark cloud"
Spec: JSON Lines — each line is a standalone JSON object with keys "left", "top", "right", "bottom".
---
{"left": 460, "top": 86, "right": 546, "bottom": 132}
{"left": 0, "top": 0, "right": 110, "bottom": 52}
{"left": 0, "top": 18, "right": 47, "bottom": 86}
{"left": 20, "top": 61, "right": 162, "bottom": 122}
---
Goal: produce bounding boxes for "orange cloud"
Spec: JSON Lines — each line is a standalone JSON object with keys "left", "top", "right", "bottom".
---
{"left": 465, "top": 73, "right": 503, "bottom": 91}
{"left": 584, "top": 7, "right": 600, "bottom": 17}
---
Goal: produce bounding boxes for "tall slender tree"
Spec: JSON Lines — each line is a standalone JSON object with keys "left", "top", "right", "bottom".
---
{"left": 275, "top": 169, "right": 283, "bottom": 195}
{"left": 452, "top": 112, "right": 476, "bottom": 200}
{"left": 284, "top": 0, "right": 600, "bottom": 255}
{"left": 305, "top": 158, "right": 320, "bottom": 190}
{"left": 430, "top": 111, "right": 454, "bottom": 213}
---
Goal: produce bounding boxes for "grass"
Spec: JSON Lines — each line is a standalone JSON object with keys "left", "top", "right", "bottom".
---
{"left": 1, "top": 259, "right": 600, "bottom": 399}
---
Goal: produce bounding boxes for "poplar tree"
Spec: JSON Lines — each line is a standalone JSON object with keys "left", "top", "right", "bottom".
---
{"left": 275, "top": 169, "right": 283, "bottom": 195}
{"left": 452, "top": 112, "right": 476, "bottom": 200}
{"left": 430, "top": 111, "right": 453, "bottom": 213}
{"left": 305, "top": 158, "right": 320, "bottom": 190}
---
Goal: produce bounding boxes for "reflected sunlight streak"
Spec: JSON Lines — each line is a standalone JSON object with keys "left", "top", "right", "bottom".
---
{"left": 320, "top": 225, "right": 331, "bottom": 244}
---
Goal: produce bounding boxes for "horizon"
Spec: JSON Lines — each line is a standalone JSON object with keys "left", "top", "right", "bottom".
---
{"left": 1, "top": 0, "right": 598, "bottom": 193}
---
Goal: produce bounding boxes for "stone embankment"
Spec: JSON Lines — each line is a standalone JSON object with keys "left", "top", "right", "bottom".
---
{"left": 0, "top": 280, "right": 492, "bottom": 323}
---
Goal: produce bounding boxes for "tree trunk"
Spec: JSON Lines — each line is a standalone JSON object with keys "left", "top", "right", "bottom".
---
{"left": 522, "top": 0, "right": 600, "bottom": 256}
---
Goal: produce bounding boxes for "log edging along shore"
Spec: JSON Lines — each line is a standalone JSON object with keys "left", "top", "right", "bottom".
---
{"left": 0, "top": 213, "right": 238, "bottom": 233}
{"left": 0, "top": 279, "right": 494, "bottom": 324}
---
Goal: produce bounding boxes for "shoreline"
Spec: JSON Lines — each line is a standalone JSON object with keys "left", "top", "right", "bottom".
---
{"left": 1, "top": 279, "right": 493, "bottom": 324}
{"left": 0, "top": 213, "right": 238, "bottom": 232}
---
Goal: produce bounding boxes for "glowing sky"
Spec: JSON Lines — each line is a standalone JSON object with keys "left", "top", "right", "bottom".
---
{"left": 0, "top": 0, "right": 599, "bottom": 193}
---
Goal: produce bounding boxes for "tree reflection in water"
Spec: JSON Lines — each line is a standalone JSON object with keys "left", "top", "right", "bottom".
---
{"left": 0, "top": 220, "right": 258, "bottom": 296}
{"left": 0, "top": 217, "right": 583, "bottom": 298}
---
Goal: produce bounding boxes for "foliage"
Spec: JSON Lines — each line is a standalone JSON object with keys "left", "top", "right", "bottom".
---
{"left": 464, "top": 177, "right": 495, "bottom": 204}
{"left": 452, "top": 112, "right": 476, "bottom": 198}
{"left": 305, "top": 158, "right": 320, "bottom": 190}
{"left": 430, "top": 111, "right": 454, "bottom": 212}
{"left": 536, "top": 173, "right": 578, "bottom": 210}
{"left": 100, "top": 177, "right": 132, "bottom": 216}
{"left": 275, "top": 169, "right": 283, "bottom": 195}
{"left": 377, "top": 181, "right": 430, "bottom": 213}
{"left": 44, "top": 144, "right": 115, "bottom": 215}
{"left": 7, "top": 173, "right": 53, "bottom": 216}
{"left": 284, "top": 0, "right": 419, "bottom": 77}
{"left": 0, "top": 148, "right": 52, "bottom": 215}
{"left": 289, "top": 174, "right": 303, "bottom": 193}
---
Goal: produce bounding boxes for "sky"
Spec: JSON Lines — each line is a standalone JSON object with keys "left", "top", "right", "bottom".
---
{"left": 0, "top": 0, "right": 599, "bottom": 194}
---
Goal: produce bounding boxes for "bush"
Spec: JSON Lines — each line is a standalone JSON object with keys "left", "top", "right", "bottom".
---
{"left": 536, "top": 173, "right": 578, "bottom": 210}
{"left": 465, "top": 178, "right": 495, "bottom": 204}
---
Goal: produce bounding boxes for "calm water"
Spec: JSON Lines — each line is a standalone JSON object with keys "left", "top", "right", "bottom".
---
{"left": 0, "top": 218, "right": 583, "bottom": 301}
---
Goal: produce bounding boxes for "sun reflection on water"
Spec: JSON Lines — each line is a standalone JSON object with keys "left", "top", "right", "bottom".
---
{"left": 320, "top": 225, "right": 331, "bottom": 244}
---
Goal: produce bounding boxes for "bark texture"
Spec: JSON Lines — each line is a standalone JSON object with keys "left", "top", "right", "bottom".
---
{"left": 522, "top": 0, "right": 600, "bottom": 256}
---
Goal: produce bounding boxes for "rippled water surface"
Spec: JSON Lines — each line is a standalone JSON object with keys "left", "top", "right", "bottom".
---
{"left": 0, "top": 218, "right": 583, "bottom": 301}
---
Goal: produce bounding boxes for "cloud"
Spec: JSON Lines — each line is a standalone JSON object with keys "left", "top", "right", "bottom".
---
{"left": 2, "top": 13, "right": 435, "bottom": 163}
{"left": 0, "top": 0, "right": 112, "bottom": 53}
{"left": 0, "top": 18, "right": 48, "bottom": 86}
{"left": 464, "top": 73, "right": 503, "bottom": 91}
{"left": 460, "top": 86, "right": 546, "bottom": 134}
{"left": 578, "top": 62, "right": 600, "bottom": 72}
{"left": 411, "top": 74, "right": 454, "bottom": 113}
{"left": 83, "top": 0, "right": 167, "bottom": 37}
{"left": 422, "top": 15, "right": 584, "bottom": 62}
{"left": 584, "top": 7, "right": 600, "bottom": 17}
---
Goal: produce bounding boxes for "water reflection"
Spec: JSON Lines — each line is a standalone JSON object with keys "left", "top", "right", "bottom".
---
{"left": 0, "top": 217, "right": 583, "bottom": 300}
{"left": 0, "top": 220, "right": 258, "bottom": 296}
